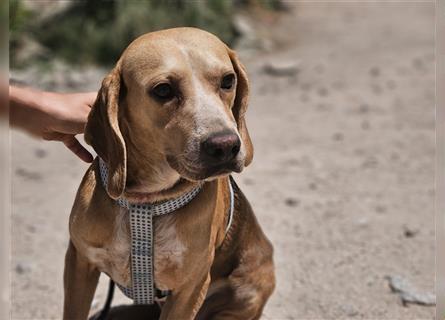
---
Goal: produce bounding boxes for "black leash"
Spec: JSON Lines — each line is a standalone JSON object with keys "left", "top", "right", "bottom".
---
{"left": 94, "top": 279, "right": 115, "bottom": 320}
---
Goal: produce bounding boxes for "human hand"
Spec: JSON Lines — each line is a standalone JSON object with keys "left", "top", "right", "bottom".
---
{"left": 9, "top": 86, "right": 97, "bottom": 163}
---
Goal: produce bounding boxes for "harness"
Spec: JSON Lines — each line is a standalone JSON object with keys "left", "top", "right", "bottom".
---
{"left": 98, "top": 158, "right": 235, "bottom": 305}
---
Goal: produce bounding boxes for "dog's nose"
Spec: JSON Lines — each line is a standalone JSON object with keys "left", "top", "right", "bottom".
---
{"left": 201, "top": 132, "right": 241, "bottom": 164}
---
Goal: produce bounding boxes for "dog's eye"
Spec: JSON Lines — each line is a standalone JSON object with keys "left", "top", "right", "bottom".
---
{"left": 221, "top": 74, "right": 235, "bottom": 90}
{"left": 151, "top": 83, "right": 174, "bottom": 100}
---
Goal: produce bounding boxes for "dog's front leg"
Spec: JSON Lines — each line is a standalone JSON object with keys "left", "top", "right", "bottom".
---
{"left": 160, "top": 272, "right": 211, "bottom": 320}
{"left": 63, "top": 241, "right": 100, "bottom": 320}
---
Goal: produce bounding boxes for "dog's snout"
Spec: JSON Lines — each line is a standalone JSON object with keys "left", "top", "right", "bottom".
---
{"left": 201, "top": 132, "right": 241, "bottom": 164}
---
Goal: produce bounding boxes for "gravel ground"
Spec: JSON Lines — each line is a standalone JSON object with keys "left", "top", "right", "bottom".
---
{"left": 11, "top": 2, "right": 435, "bottom": 319}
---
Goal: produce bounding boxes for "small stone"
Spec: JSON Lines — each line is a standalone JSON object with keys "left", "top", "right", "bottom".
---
{"left": 233, "top": 15, "right": 255, "bottom": 39}
{"left": 356, "top": 218, "right": 369, "bottom": 227}
{"left": 332, "top": 132, "right": 344, "bottom": 141}
{"left": 412, "top": 58, "right": 424, "bottom": 70}
{"left": 386, "top": 275, "right": 435, "bottom": 306}
{"left": 403, "top": 226, "right": 419, "bottom": 238}
{"left": 15, "top": 262, "right": 31, "bottom": 275}
{"left": 369, "top": 66, "right": 380, "bottom": 77}
{"left": 317, "top": 87, "right": 329, "bottom": 97}
{"left": 375, "top": 205, "right": 387, "bottom": 213}
{"left": 34, "top": 148, "right": 47, "bottom": 158}
{"left": 341, "top": 304, "right": 359, "bottom": 317}
{"left": 362, "top": 156, "right": 378, "bottom": 169}
{"left": 285, "top": 198, "right": 299, "bottom": 207}
{"left": 15, "top": 168, "right": 42, "bottom": 180}
{"left": 359, "top": 104, "right": 370, "bottom": 113}
{"left": 263, "top": 60, "right": 300, "bottom": 77}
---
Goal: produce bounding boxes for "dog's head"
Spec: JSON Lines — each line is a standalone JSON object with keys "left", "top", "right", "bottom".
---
{"left": 85, "top": 28, "right": 253, "bottom": 199}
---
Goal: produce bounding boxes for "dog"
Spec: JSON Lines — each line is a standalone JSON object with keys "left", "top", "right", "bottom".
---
{"left": 63, "top": 27, "right": 275, "bottom": 320}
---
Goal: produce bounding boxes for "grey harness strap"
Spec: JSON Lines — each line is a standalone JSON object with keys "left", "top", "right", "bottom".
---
{"left": 98, "top": 158, "right": 235, "bottom": 305}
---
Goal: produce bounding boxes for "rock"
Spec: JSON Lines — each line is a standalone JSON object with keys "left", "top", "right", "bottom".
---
{"left": 262, "top": 60, "right": 300, "bottom": 77}
{"left": 375, "top": 205, "right": 387, "bottom": 213}
{"left": 317, "top": 86, "right": 329, "bottom": 97}
{"left": 362, "top": 156, "right": 378, "bottom": 169}
{"left": 412, "top": 57, "right": 424, "bottom": 70}
{"left": 309, "top": 182, "right": 317, "bottom": 190}
{"left": 285, "top": 198, "right": 299, "bottom": 207}
{"left": 233, "top": 15, "right": 255, "bottom": 39}
{"left": 369, "top": 66, "right": 380, "bottom": 77}
{"left": 26, "top": 225, "right": 36, "bottom": 233}
{"left": 34, "top": 148, "right": 47, "bottom": 158}
{"left": 15, "top": 168, "right": 42, "bottom": 181}
{"left": 386, "top": 275, "right": 435, "bottom": 306}
{"left": 15, "top": 262, "right": 32, "bottom": 275}
{"left": 332, "top": 132, "right": 344, "bottom": 141}
{"left": 356, "top": 218, "right": 369, "bottom": 227}
{"left": 359, "top": 103, "right": 370, "bottom": 113}
{"left": 340, "top": 304, "right": 359, "bottom": 317}
{"left": 403, "top": 226, "right": 419, "bottom": 238}
{"left": 233, "top": 15, "right": 271, "bottom": 52}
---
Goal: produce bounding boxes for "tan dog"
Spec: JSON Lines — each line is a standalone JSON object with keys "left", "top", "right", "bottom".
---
{"left": 64, "top": 27, "right": 275, "bottom": 320}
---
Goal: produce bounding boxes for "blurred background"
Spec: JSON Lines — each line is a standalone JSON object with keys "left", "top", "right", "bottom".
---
{"left": 10, "top": 1, "right": 435, "bottom": 319}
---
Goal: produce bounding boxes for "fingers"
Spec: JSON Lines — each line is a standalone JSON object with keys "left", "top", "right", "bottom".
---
{"left": 58, "top": 119, "right": 87, "bottom": 135}
{"left": 50, "top": 92, "right": 97, "bottom": 135}
{"left": 62, "top": 135, "right": 94, "bottom": 163}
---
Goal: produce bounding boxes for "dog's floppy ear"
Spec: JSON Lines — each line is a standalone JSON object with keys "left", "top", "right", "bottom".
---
{"left": 85, "top": 62, "right": 127, "bottom": 199}
{"left": 228, "top": 48, "right": 253, "bottom": 167}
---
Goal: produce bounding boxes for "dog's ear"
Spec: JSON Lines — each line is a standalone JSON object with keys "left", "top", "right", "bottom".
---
{"left": 85, "top": 62, "right": 127, "bottom": 199}
{"left": 228, "top": 48, "right": 253, "bottom": 167}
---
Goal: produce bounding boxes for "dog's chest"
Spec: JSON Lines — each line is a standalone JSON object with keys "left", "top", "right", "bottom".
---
{"left": 85, "top": 208, "right": 187, "bottom": 290}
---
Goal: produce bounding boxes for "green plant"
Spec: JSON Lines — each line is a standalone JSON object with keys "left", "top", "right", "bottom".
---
{"left": 9, "top": 0, "right": 33, "bottom": 62}
{"left": 10, "top": 0, "right": 283, "bottom": 68}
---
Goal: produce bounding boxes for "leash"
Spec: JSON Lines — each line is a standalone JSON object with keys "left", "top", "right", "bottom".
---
{"left": 92, "top": 279, "right": 114, "bottom": 320}
{"left": 97, "top": 158, "right": 235, "bottom": 311}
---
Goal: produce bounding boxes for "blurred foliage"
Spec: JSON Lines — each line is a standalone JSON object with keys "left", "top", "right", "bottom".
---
{"left": 9, "top": 0, "right": 32, "bottom": 52}
{"left": 0, "top": 0, "right": 8, "bottom": 64}
{"left": 10, "top": 0, "right": 282, "bottom": 68}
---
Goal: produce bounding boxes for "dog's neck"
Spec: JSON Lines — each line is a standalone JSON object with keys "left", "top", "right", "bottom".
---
{"left": 124, "top": 157, "right": 199, "bottom": 204}
{"left": 122, "top": 149, "right": 195, "bottom": 204}
{"left": 123, "top": 176, "right": 199, "bottom": 204}
{"left": 117, "top": 117, "right": 200, "bottom": 203}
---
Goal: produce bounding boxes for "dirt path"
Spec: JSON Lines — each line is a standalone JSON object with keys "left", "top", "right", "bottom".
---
{"left": 11, "top": 2, "right": 435, "bottom": 319}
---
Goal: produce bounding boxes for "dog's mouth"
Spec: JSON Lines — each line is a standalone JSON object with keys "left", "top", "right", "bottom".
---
{"left": 166, "top": 155, "right": 243, "bottom": 181}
